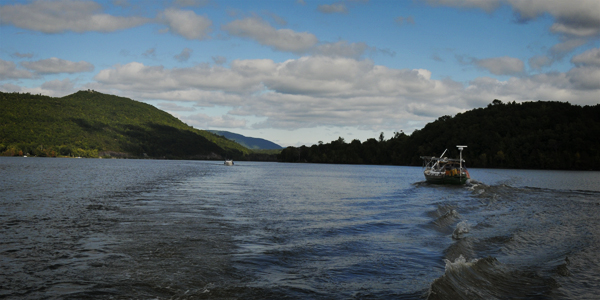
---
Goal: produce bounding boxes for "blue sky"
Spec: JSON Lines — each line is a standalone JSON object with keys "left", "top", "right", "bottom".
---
{"left": 1, "top": 0, "right": 599, "bottom": 147}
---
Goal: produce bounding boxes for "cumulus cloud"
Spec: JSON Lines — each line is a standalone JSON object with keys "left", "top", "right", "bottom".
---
{"left": 427, "top": 0, "right": 600, "bottom": 67}
{"left": 94, "top": 61, "right": 269, "bottom": 94}
{"left": 222, "top": 17, "right": 318, "bottom": 53}
{"left": 474, "top": 56, "right": 525, "bottom": 75}
{"left": 0, "top": 59, "right": 34, "bottom": 80}
{"left": 0, "top": 0, "right": 149, "bottom": 33}
{"left": 1, "top": 78, "right": 76, "bottom": 97}
{"left": 509, "top": 0, "right": 600, "bottom": 37}
{"left": 528, "top": 55, "right": 552, "bottom": 70}
{"left": 88, "top": 55, "right": 600, "bottom": 133}
{"left": 41, "top": 78, "right": 76, "bottom": 93}
{"left": 184, "top": 113, "right": 247, "bottom": 129}
{"left": 157, "top": 102, "right": 196, "bottom": 111}
{"left": 174, "top": 48, "right": 193, "bottom": 62}
{"left": 567, "top": 66, "right": 600, "bottom": 90}
{"left": 160, "top": 8, "right": 212, "bottom": 40}
{"left": 459, "top": 56, "right": 524, "bottom": 75}
{"left": 90, "top": 57, "right": 464, "bottom": 130}
{"left": 21, "top": 58, "right": 94, "bottom": 74}
{"left": 567, "top": 48, "right": 600, "bottom": 90}
{"left": 571, "top": 47, "right": 600, "bottom": 67}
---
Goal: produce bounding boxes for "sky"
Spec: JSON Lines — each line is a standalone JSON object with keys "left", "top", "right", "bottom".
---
{"left": 1, "top": 0, "right": 599, "bottom": 147}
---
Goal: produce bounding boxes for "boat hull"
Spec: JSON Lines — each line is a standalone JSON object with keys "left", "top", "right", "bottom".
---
{"left": 424, "top": 172, "right": 469, "bottom": 185}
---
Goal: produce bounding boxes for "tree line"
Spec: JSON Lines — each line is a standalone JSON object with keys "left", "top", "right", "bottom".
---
{"left": 279, "top": 100, "right": 600, "bottom": 170}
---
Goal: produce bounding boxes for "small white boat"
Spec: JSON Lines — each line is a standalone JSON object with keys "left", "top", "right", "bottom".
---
{"left": 224, "top": 159, "right": 234, "bottom": 166}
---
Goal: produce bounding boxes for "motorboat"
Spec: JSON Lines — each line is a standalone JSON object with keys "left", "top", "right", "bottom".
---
{"left": 420, "top": 146, "right": 470, "bottom": 184}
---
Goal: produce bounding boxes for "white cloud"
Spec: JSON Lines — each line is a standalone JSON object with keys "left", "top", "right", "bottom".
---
{"left": 0, "top": 59, "right": 34, "bottom": 80}
{"left": 0, "top": 0, "right": 149, "bottom": 33}
{"left": 508, "top": 0, "right": 600, "bottom": 37}
{"left": 426, "top": 0, "right": 600, "bottom": 67}
{"left": 93, "top": 61, "right": 268, "bottom": 94}
{"left": 174, "top": 48, "right": 193, "bottom": 62}
{"left": 184, "top": 113, "right": 247, "bottom": 129}
{"left": 474, "top": 56, "right": 525, "bottom": 75}
{"left": 21, "top": 58, "right": 94, "bottom": 74}
{"left": 157, "top": 102, "right": 196, "bottom": 112}
{"left": 88, "top": 55, "right": 600, "bottom": 133}
{"left": 567, "top": 66, "right": 600, "bottom": 90}
{"left": 529, "top": 55, "right": 552, "bottom": 70}
{"left": 160, "top": 8, "right": 212, "bottom": 40}
{"left": 222, "top": 17, "right": 318, "bottom": 53}
{"left": 0, "top": 78, "right": 76, "bottom": 97}
{"left": 571, "top": 48, "right": 600, "bottom": 67}
{"left": 41, "top": 78, "right": 76, "bottom": 93}
{"left": 549, "top": 38, "right": 587, "bottom": 58}
{"left": 458, "top": 56, "right": 524, "bottom": 75}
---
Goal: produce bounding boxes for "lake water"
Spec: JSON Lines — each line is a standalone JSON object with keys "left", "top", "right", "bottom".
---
{"left": 1, "top": 157, "right": 599, "bottom": 299}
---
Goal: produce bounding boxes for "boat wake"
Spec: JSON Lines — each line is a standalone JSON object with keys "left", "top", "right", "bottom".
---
{"left": 422, "top": 178, "right": 600, "bottom": 300}
{"left": 427, "top": 255, "right": 558, "bottom": 300}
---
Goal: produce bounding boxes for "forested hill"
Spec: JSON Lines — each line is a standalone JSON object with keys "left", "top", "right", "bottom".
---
{"left": 279, "top": 100, "right": 600, "bottom": 170}
{"left": 0, "top": 90, "right": 250, "bottom": 159}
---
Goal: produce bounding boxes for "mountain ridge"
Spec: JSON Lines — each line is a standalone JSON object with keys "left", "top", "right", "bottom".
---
{"left": 208, "top": 130, "right": 283, "bottom": 150}
{"left": 0, "top": 90, "right": 251, "bottom": 159}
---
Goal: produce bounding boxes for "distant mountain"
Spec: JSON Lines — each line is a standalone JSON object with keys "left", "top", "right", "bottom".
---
{"left": 208, "top": 130, "right": 283, "bottom": 150}
{"left": 0, "top": 90, "right": 251, "bottom": 159}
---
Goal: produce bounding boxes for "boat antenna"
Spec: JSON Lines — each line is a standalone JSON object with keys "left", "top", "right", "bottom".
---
{"left": 457, "top": 145, "right": 467, "bottom": 180}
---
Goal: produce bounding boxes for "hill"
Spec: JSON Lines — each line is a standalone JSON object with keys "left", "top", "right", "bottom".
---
{"left": 0, "top": 90, "right": 251, "bottom": 159}
{"left": 208, "top": 130, "right": 283, "bottom": 150}
{"left": 279, "top": 100, "right": 600, "bottom": 170}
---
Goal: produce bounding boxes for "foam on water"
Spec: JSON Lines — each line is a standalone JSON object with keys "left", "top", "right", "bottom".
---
{"left": 427, "top": 255, "right": 558, "bottom": 300}
{"left": 452, "top": 220, "right": 469, "bottom": 240}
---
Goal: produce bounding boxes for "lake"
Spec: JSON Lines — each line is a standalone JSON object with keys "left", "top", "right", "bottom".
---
{"left": 1, "top": 157, "right": 599, "bottom": 299}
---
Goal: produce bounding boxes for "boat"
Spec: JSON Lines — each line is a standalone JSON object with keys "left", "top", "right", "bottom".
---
{"left": 224, "top": 159, "right": 234, "bottom": 166}
{"left": 420, "top": 145, "right": 470, "bottom": 185}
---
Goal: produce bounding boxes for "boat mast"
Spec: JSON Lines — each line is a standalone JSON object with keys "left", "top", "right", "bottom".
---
{"left": 457, "top": 145, "right": 466, "bottom": 180}
{"left": 432, "top": 149, "right": 447, "bottom": 169}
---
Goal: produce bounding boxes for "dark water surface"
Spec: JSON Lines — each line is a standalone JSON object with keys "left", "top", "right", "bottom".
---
{"left": 1, "top": 157, "right": 599, "bottom": 299}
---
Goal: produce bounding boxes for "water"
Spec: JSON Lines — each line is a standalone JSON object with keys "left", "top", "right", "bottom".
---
{"left": 1, "top": 157, "right": 599, "bottom": 299}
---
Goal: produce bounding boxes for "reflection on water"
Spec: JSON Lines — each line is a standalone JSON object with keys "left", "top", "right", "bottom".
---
{"left": 1, "top": 157, "right": 599, "bottom": 299}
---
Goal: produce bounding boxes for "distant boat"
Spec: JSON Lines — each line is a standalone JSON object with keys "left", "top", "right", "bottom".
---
{"left": 420, "top": 146, "right": 470, "bottom": 185}
{"left": 224, "top": 159, "right": 234, "bottom": 166}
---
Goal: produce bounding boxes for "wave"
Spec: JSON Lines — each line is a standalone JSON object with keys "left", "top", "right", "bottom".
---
{"left": 426, "top": 255, "right": 558, "bottom": 300}
{"left": 428, "top": 204, "right": 461, "bottom": 230}
{"left": 452, "top": 220, "right": 469, "bottom": 240}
